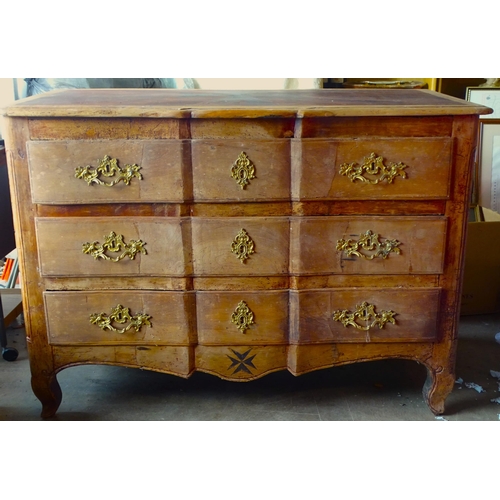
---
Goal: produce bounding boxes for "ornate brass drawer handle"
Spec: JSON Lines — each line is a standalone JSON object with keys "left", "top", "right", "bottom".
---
{"left": 231, "top": 151, "right": 256, "bottom": 189}
{"left": 75, "top": 155, "right": 142, "bottom": 186}
{"left": 336, "top": 230, "right": 401, "bottom": 260}
{"left": 339, "top": 152, "right": 408, "bottom": 184}
{"left": 82, "top": 231, "right": 147, "bottom": 262}
{"left": 332, "top": 302, "right": 397, "bottom": 331}
{"left": 90, "top": 304, "right": 152, "bottom": 334}
{"left": 231, "top": 300, "right": 255, "bottom": 333}
{"left": 231, "top": 228, "right": 255, "bottom": 263}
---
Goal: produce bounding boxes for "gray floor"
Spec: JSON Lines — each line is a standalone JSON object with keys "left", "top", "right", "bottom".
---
{"left": 1, "top": 314, "right": 500, "bottom": 421}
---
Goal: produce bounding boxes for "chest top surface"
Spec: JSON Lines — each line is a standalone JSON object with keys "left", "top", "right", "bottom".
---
{"left": 2, "top": 88, "right": 492, "bottom": 118}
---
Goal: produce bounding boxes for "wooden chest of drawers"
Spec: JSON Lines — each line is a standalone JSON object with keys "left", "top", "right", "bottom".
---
{"left": 2, "top": 89, "right": 490, "bottom": 418}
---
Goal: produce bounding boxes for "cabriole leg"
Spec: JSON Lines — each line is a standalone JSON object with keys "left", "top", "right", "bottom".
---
{"left": 31, "top": 372, "right": 62, "bottom": 419}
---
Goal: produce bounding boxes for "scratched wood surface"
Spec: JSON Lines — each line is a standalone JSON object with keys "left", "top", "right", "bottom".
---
{"left": 28, "top": 139, "right": 191, "bottom": 204}
{"left": 3, "top": 89, "right": 491, "bottom": 117}
{"left": 35, "top": 216, "right": 190, "bottom": 276}
{"left": 44, "top": 290, "right": 196, "bottom": 345}
{"left": 291, "top": 136, "right": 453, "bottom": 201}
{"left": 290, "top": 216, "right": 447, "bottom": 275}
{"left": 289, "top": 288, "right": 441, "bottom": 344}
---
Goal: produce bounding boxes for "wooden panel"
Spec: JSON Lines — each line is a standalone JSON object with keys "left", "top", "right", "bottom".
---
{"left": 44, "top": 291, "right": 196, "bottom": 345}
{"left": 292, "top": 137, "right": 452, "bottom": 200}
{"left": 35, "top": 217, "right": 190, "bottom": 276}
{"left": 28, "top": 118, "right": 189, "bottom": 140}
{"left": 192, "top": 139, "right": 290, "bottom": 201}
{"left": 191, "top": 217, "right": 289, "bottom": 276}
{"left": 196, "top": 291, "right": 289, "bottom": 345}
{"left": 28, "top": 139, "right": 190, "bottom": 204}
{"left": 290, "top": 288, "right": 440, "bottom": 344}
{"left": 287, "top": 343, "right": 434, "bottom": 375}
{"left": 195, "top": 345, "right": 288, "bottom": 380}
{"left": 4, "top": 89, "right": 491, "bottom": 118}
{"left": 52, "top": 345, "right": 194, "bottom": 377}
{"left": 290, "top": 216, "right": 447, "bottom": 275}
{"left": 297, "top": 116, "right": 453, "bottom": 138}
{"left": 190, "top": 118, "right": 296, "bottom": 139}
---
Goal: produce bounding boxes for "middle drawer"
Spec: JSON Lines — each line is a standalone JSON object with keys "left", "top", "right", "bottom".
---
{"left": 36, "top": 217, "right": 190, "bottom": 277}
{"left": 290, "top": 216, "right": 447, "bottom": 275}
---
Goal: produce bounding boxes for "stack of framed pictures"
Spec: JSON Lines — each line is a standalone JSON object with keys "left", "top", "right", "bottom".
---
{"left": 466, "top": 86, "right": 500, "bottom": 214}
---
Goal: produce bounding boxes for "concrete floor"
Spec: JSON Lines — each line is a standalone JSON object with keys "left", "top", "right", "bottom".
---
{"left": 1, "top": 314, "right": 500, "bottom": 421}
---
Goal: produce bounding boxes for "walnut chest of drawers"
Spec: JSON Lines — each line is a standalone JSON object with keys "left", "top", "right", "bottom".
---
{"left": 2, "top": 89, "right": 490, "bottom": 418}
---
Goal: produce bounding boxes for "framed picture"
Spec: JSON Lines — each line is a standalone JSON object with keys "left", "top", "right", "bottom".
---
{"left": 478, "top": 119, "right": 500, "bottom": 212}
{"left": 466, "top": 87, "right": 500, "bottom": 119}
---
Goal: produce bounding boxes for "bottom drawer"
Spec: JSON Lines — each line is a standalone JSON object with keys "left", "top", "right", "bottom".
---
{"left": 290, "top": 288, "right": 441, "bottom": 344}
{"left": 44, "top": 291, "right": 196, "bottom": 345}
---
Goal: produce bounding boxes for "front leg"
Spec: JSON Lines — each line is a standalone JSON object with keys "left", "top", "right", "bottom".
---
{"left": 422, "top": 363, "right": 455, "bottom": 415}
{"left": 422, "top": 339, "right": 458, "bottom": 415}
{"left": 31, "top": 372, "right": 62, "bottom": 419}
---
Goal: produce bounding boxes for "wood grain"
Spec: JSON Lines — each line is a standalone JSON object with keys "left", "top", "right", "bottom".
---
{"left": 292, "top": 137, "right": 453, "bottom": 200}
{"left": 44, "top": 290, "right": 196, "bottom": 345}
{"left": 196, "top": 291, "right": 289, "bottom": 345}
{"left": 192, "top": 139, "right": 291, "bottom": 201}
{"left": 191, "top": 217, "right": 289, "bottom": 276}
{"left": 35, "top": 216, "right": 191, "bottom": 276}
{"left": 290, "top": 288, "right": 441, "bottom": 344}
{"left": 28, "top": 139, "right": 191, "bottom": 204}
{"left": 290, "top": 216, "right": 447, "bottom": 275}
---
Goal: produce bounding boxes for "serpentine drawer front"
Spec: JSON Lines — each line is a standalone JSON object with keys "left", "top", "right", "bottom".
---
{"left": 2, "top": 88, "right": 491, "bottom": 418}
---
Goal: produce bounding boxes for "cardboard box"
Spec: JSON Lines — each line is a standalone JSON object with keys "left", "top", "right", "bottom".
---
{"left": 461, "top": 207, "right": 500, "bottom": 315}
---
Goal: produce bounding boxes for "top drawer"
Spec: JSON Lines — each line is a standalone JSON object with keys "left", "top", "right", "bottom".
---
{"left": 292, "top": 137, "right": 453, "bottom": 201}
{"left": 192, "top": 139, "right": 290, "bottom": 201}
{"left": 27, "top": 139, "right": 189, "bottom": 204}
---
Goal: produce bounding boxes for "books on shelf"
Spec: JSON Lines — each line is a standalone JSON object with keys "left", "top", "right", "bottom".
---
{"left": 0, "top": 248, "right": 20, "bottom": 289}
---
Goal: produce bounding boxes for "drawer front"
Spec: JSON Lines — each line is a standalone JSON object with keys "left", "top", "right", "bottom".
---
{"left": 191, "top": 217, "right": 289, "bottom": 275}
{"left": 36, "top": 217, "right": 189, "bottom": 276}
{"left": 44, "top": 291, "right": 196, "bottom": 345}
{"left": 196, "top": 291, "right": 289, "bottom": 345}
{"left": 290, "top": 216, "right": 447, "bottom": 275}
{"left": 192, "top": 139, "right": 290, "bottom": 201}
{"left": 28, "top": 139, "right": 189, "bottom": 204}
{"left": 292, "top": 137, "right": 452, "bottom": 200}
{"left": 195, "top": 345, "right": 288, "bottom": 380}
{"left": 290, "top": 288, "right": 440, "bottom": 343}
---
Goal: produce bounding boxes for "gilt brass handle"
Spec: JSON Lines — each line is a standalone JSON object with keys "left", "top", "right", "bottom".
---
{"left": 231, "top": 152, "right": 256, "bottom": 189}
{"left": 90, "top": 304, "right": 152, "bottom": 333}
{"left": 339, "top": 152, "right": 408, "bottom": 184}
{"left": 336, "top": 230, "right": 401, "bottom": 260}
{"left": 82, "top": 231, "right": 147, "bottom": 262}
{"left": 332, "top": 302, "right": 397, "bottom": 331}
{"left": 75, "top": 155, "right": 142, "bottom": 186}
{"left": 230, "top": 228, "right": 255, "bottom": 263}
{"left": 231, "top": 301, "right": 255, "bottom": 334}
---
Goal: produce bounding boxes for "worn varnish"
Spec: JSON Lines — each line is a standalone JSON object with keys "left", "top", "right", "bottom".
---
{"left": 1, "top": 88, "right": 491, "bottom": 418}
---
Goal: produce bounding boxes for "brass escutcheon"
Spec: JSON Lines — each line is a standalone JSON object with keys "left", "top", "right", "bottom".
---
{"left": 230, "top": 152, "right": 256, "bottom": 189}
{"left": 231, "top": 300, "right": 255, "bottom": 334}
{"left": 75, "top": 155, "right": 142, "bottom": 186}
{"left": 231, "top": 228, "right": 255, "bottom": 263}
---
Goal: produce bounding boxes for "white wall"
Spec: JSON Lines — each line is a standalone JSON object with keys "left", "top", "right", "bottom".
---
{"left": 0, "top": 78, "right": 25, "bottom": 140}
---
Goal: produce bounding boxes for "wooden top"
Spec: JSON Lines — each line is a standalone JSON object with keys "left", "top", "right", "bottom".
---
{"left": 2, "top": 88, "right": 493, "bottom": 119}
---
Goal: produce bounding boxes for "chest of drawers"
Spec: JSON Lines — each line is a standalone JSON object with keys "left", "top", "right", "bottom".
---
{"left": 2, "top": 89, "right": 490, "bottom": 418}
